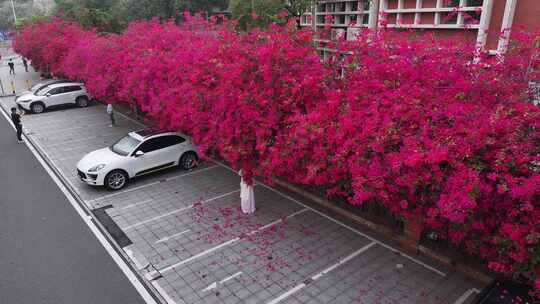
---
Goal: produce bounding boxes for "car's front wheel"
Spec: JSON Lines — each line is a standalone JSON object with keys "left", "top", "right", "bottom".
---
{"left": 30, "top": 102, "right": 45, "bottom": 114}
{"left": 179, "top": 152, "right": 198, "bottom": 170}
{"left": 104, "top": 170, "right": 129, "bottom": 191}
{"left": 76, "top": 96, "right": 89, "bottom": 108}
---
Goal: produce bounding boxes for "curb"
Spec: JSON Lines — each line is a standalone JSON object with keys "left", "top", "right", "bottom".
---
{"left": 0, "top": 101, "right": 166, "bottom": 304}
{"left": 273, "top": 178, "right": 493, "bottom": 285}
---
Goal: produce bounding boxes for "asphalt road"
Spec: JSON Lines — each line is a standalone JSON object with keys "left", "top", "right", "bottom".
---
{"left": 0, "top": 111, "right": 145, "bottom": 303}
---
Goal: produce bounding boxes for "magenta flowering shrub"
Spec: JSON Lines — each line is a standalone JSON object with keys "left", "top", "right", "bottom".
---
{"left": 13, "top": 16, "right": 540, "bottom": 290}
{"left": 268, "top": 31, "right": 540, "bottom": 285}
{"left": 13, "top": 17, "right": 96, "bottom": 75}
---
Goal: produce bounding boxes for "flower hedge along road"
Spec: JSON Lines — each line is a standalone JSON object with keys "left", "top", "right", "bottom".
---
{"left": 14, "top": 16, "right": 540, "bottom": 295}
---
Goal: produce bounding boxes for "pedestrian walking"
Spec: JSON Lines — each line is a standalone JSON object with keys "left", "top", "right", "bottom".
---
{"left": 10, "top": 107, "right": 23, "bottom": 143}
{"left": 8, "top": 59, "right": 15, "bottom": 75}
{"left": 22, "top": 58, "right": 28, "bottom": 72}
{"left": 107, "top": 103, "right": 116, "bottom": 127}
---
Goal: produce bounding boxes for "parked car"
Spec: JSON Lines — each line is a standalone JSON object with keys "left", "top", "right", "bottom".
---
{"left": 76, "top": 129, "right": 199, "bottom": 190}
{"left": 16, "top": 82, "right": 91, "bottom": 114}
{"left": 15, "top": 78, "right": 70, "bottom": 99}
{"left": 472, "top": 279, "right": 533, "bottom": 304}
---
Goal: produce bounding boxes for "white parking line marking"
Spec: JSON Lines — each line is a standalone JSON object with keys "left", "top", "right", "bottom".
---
{"left": 0, "top": 106, "right": 159, "bottom": 304}
{"left": 156, "top": 230, "right": 191, "bottom": 244}
{"left": 151, "top": 281, "right": 178, "bottom": 304}
{"left": 115, "top": 109, "right": 147, "bottom": 128}
{"left": 202, "top": 271, "right": 243, "bottom": 292}
{"left": 453, "top": 288, "right": 480, "bottom": 304}
{"left": 124, "top": 190, "right": 240, "bottom": 231}
{"left": 158, "top": 208, "right": 309, "bottom": 274}
{"left": 267, "top": 242, "right": 376, "bottom": 304}
{"left": 87, "top": 165, "right": 220, "bottom": 204}
{"left": 121, "top": 199, "right": 153, "bottom": 210}
{"left": 311, "top": 242, "right": 376, "bottom": 280}
{"left": 212, "top": 160, "right": 448, "bottom": 277}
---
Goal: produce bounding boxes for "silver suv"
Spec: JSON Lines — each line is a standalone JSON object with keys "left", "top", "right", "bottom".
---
{"left": 16, "top": 82, "right": 91, "bottom": 114}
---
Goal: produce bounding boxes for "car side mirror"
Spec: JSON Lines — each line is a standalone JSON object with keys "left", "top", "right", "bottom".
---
{"left": 45, "top": 93, "right": 51, "bottom": 97}
{"left": 135, "top": 151, "right": 144, "bottom": 157}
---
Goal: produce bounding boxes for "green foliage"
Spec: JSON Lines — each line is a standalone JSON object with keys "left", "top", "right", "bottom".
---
{"left": 53, "top": 0, "right": 125, "bottom": 32}
{"left": 0, "top": 0, "right": 34, "bottom": 30}
{"left": 230, "top": 0, "right": 311, "bottom": 30}
{"left": 122, "top": 0, "right": 180, "bottom": 21}
{"left": 284, "top": 0, "right": 312, "bottom": 17}
{"left": 53, "top": 0, "right": 229, "bottom": 32}
{"left": 121, "top": 0, "right": 229, "bottom": 22}
{"left": 15, "top": 14, "right": 50, "bottom": 30}
{"left": 177, "top": 0, "right": 229, "bottom": 15}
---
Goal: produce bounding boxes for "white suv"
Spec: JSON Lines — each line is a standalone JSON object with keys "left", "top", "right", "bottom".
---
{"left": 16, "top": 82, "right": 91, "bottom": 114}
{"left": 76, "top": 130, "right": 199, "bottom": 190}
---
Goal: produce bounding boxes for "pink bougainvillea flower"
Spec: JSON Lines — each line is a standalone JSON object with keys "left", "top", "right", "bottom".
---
{"left": 13, "top": 15, "right": 540, "bottom": 296}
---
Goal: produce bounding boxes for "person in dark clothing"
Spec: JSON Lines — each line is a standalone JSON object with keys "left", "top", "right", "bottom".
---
{"left": 8, "top": 59, "right": 15, "bottom": 75}
{"left": 22, "top": 58, "right": 28, "bottom": 72}
{"left": 10, "top": 107, "right": 23, "bottom": 143}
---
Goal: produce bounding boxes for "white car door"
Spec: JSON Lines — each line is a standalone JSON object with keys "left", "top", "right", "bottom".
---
{"left": 131, "top": 136, "right": 181, "bottom": 176}
{"left": 44, "top": 87, "right": 66, "bottom": 107}
{"left": 62, "top": 85, "right": 82, "bottom": 104}
{"left": 160, "top": 135, "right": 187, "bottom": 164}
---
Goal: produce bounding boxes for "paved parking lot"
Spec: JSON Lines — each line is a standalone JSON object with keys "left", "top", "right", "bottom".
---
{"left": 0, "top": 96, "right": 482, "bottom": 304}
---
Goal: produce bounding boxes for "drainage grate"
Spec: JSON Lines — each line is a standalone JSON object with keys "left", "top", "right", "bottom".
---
{"left": 92, "top": 206, "right": 132, "bottom": 248}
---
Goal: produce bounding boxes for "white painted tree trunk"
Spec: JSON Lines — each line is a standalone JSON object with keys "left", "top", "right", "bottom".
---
{"left": 239, "top": 171, "right": 255, "bottom": 214}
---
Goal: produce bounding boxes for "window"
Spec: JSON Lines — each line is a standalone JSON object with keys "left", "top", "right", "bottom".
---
{"left": 444, "top": 0, "right": 460, "bottom": 7}
{"left": 362, "top": 0, "right": 370, "bottom": 11}
{"left": 350, "top": 1, "right": 359, "bottom": 12}
{"left": 110, "top": 135, "right": 141, "bottom": 156}
{"left": 378, "top": 0, "right": 484, "bottom": 29}
{"left": 362, "top": 14, "right": 369, "bottom": 25}
{"left": 442, "top": 11, "right": 458, "bottom": 24}
{"left": 464, "top": 10, "right": 481, "bottom": 24}
{"left": 467, "top": 0, "right": 483, "bottom": 6}
{"left": 137, "top": 135, "right": 185, "bottom": 153}
{"left": 47, "top": 87, "right": 65, "bottom": 95}
{"left": 35, "top": 86, "right": 50, "bottom": 95}
{"left": 137, "top": 138, "right": 162, "bottom": 153}
{"left": 161, "top": 135, "right": 185, "bottom": 146}
{"left": 63, "top": 86, "right": 82, "bottom": 93}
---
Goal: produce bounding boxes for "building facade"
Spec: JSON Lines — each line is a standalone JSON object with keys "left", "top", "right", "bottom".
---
{"left": 301, "top": 0, "right": 539, "bottom": 53}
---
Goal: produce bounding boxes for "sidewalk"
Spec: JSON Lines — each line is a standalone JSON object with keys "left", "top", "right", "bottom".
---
{"left": 0, "top": 64, "right": 484, "bottom": 304}
{"left": 0, "top": 46, "right": 41, "bottom": 97}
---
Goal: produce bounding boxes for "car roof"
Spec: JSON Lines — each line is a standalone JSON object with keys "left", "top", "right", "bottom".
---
{"left": 47, "top": 82, "right": 85, "bottom": 89}
{"left": 38, "top": 78, "right": 70, "bottom": 85}
{"left": 130, "top": 129, "right": 186, "bottom": 140}
{"left": 31, "top": 79, "right": 69, "bottom": 90}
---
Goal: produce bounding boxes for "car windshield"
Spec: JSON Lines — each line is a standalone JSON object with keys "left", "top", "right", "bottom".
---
{"left": 35, "top": 86, "right": 50, "bottom": 96}
{"left": 30, "top": 83, "right": 43, "bottom": 93}
{"left": 110, "top": 135, "right": 141, "bottom": 156}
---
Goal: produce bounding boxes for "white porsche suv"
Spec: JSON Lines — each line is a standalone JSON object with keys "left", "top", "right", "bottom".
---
{"left": 16, "top": 82, "right": 91, "bottom": 114}
{"left": 77, "top": 130, "right": 199, "bottom": 190}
